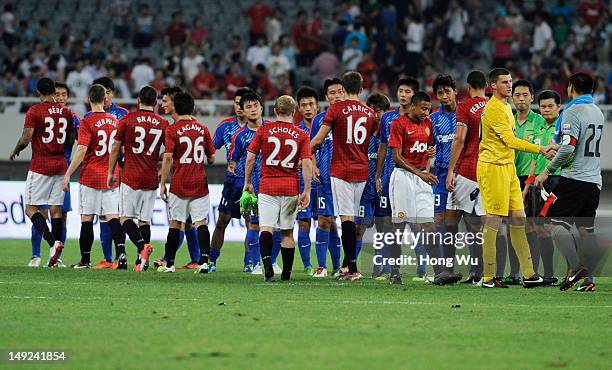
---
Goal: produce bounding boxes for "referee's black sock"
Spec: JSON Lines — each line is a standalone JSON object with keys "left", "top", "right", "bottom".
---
{"left": 79, "top": 221, "right": 94, "bottom": 264}
{"left": 51, "top": 218, "right": 63, "bottom": 244}
{"left": 123, "top": 219, "right": 145, "bottom": 253}
{"left": 139, "top": 224, "right": 151, "bottom": 244}
{"left": 165, "top": 228, "right": 180, "bottom": 267}
{"left": 31, "top": 212, "right": 55, "bottom": 247}
{"left": 108, "top": 218, "right": 126, "bottom": 256}
{"left": 341, "top": 221, "right": 357, "bottom": 273}
{"left": 197, "top": 225, "right": 211, "bottom": 264}
{"left": 259, "top": 231, "right": 274, "bottom": 278}
{"left": 281, "top": 246, "right": 294, "bottom": 280}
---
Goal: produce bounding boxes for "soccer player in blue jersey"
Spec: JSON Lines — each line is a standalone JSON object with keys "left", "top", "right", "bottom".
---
{"left": 295, "top": 87, "right": 319, "bottom": 274}
{"left": 209, "top": 87, "right": 253, "bottom": 272}
{"left": 81, "top": 77, "right": 128, "bottom": 269}
{"left": 355, "top": 93, "right": 390, "bottom": 271}
{"left": 430, "top": 74, "right": 461, "bottom": 282}
{"left": 27, "top": 82, "right": 78, "bottom": 268}
{"left": 311, "top": 78, "right": 345, "bottom": 278}
{"left": 374, "top": 77, "right": 426, "bottom": 280}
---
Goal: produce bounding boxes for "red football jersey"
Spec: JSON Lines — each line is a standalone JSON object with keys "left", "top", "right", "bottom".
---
{"left": 78, "top": 112, "right": 120, "bottom": 189}
{"left": 322, "top": 100, "right": 376, "bottom": 182}
{"left": 24, "top": 102, "right": 74, "bottom": 176}
{"left": 247, "top": 121, "right": 311, "bottom": 196}
{"left": 116, "top": 110, "right": 169, "bottom": 190}
{"left": 165, "top": 119, "right": 215, "bottom": 198}
{"left": 455, "top": 97, "right": 487, "bottom": 181}
{"left": 388, "top": 114, "right": 434, "bottom": 170}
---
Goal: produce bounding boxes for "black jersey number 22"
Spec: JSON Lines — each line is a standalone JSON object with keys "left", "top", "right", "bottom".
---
{"left": 584, "top": 124, "right": 603, "bottom": 157}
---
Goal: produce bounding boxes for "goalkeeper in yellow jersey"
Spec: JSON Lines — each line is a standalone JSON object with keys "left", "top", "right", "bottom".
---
{"left": 477, "top": 68, "right": 556, "bottom": 288}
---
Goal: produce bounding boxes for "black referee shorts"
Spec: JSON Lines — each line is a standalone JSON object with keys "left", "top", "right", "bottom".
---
{"left": 547, "top": 177, "right": 600, "bottom": 230}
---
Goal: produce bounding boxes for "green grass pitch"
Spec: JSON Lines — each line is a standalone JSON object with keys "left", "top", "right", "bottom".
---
{"left": 0, "top": 239, "right": 610, "bottom": 369}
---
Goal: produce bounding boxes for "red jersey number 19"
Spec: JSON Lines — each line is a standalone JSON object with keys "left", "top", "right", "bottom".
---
{"left": 346, "top": 116, "right": 367, "bottom": 144}
{"left": 95, "top": 131, "right": 116, "bottom": 156}
{"left": 179, "top": 136, "right": 206, "bottom": 164}
{"left": 266, "top": 137, "right": 298, "bottom": 168}
{"left": 42, "top": 117, "right": 68, "bottom": 144}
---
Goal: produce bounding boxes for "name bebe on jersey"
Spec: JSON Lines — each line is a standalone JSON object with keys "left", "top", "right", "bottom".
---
{"left": 47, "top": 107, "right": 65, "bottom": 115}
{"left": 268, "top": 126, "right": 299, "bottom": 138}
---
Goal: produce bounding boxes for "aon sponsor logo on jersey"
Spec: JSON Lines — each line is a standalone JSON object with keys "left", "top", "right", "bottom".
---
{"left": 409, "top": 141, "right": 428, "bottom": 153}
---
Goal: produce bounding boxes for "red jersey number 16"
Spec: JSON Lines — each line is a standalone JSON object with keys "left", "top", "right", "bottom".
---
{"left": 346, "top": 116, "right": 367, "bottom": 144}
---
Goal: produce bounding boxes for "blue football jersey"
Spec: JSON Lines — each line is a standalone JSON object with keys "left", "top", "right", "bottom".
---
{"left": 310, "top": 111, "right": 333, "bottom": 184}
{"left": 430, "top": 108, "right": 456, "bottom": 169}
{"left": 213, "top": 116, "right": 243, "bottom": 176}
{"left": 362, "top": 134, "right": 381, "bottom": 201}
{"left": 229, "top": 123, "right": 264, "bottom": 193}
{"left": 297, "top": 120, "right": 316, "bottom": 192}
{"left": 379, "top": 108, "right": 400, "bottom": 185}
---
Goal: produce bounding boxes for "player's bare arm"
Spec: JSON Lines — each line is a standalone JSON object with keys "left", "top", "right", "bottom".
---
{"left": 311, "top": 152, "right": 320, "bottom": 183}
{"left": 107, "top": 140, "right": 122, "bottom": 187}
{"left": 9, "top": 128, "right": 34, "bottom": 160}
{"left": 61, "top": 144, "right": 87, "bottom": 192}
{"left": 310, "top": 124, "right": 331, "bottom": 153}
{"left": 300, "top": 158, "right": 313, "bottom": 210}
{"left": 392, "top": 148, "right": 438, "bottom": 185}
{"left": 374, "top": 142, "right": 387, "bottom": 195}
{"left": 535, "top": 135, "right": 576, "bottom": 187}
{"left": 243, "top": 152, "right": 256, "bottom": 194}
{"left": 159, "top": 153, "right": 173, "bottom": 202}
{"left": 446, "top": 124, "right": 467, "bottom": 192}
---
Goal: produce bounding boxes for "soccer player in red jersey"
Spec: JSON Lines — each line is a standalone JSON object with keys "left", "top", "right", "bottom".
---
{"left": 108, "top": 86, "right": 169, "bottom": 271}
{"left": 9, "top": 78, "right": 74, "bottom": 267}
{"left": 244, "top": 95, "right": 313, "bottom": 281}
{"left": 61, "top": 84, "right": 128, "bottom": 269}
{"left": 446, "top": 71, "right": 489, "bottom": 284}
{"left": 388, "top": 92, "right": 451, "bottom": 285}
{"left": 158, "top": 92, "right": 215, "bottom": 273}
{"left": 310, "top": 71, "right": 378, "bottom": 281}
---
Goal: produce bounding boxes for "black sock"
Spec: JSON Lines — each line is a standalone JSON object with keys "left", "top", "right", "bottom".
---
{"left": 445, "top": 224, "right": 459, "bottom": 272}
{"left": 527, "top": 231, "right": 540, "bottom": 274}
{"left": 31, "top": 212, "right": 55, "bottom": 247}
{"left": 165, "top": 228, "right": 180, "bottom": 267}
{"left": 495, "top": 234, "right": 507, "bottom": 277}
{"left": 539, "top": 236, "right": 555, "bottom": 278}
{"left": 259, "top": 231, "right": 273, "bottom": 277}
{"left": 80, "top": 221, "right": 94, "bottom": 263}
{"left": 123, "top": 219, "right": 145, "bottom": 253}
{"left": 51, "top": 218, "right": 63, "bottom": 244}
{"left": 197, "top": 225, "right": 211, "bottom": 264}
{"left": 139, "top": 224, "right": 151, "bottom": 244}
{"left": 341, "top": 221, "right": 357, "bottom": 273}
{"left": 281, "top": 247, "right": 294, "bottom": 280}
{"left": 108, "top": 218, "right": 126, "bottom": 256}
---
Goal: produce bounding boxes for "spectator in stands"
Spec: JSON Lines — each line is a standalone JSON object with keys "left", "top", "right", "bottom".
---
{"left": 445, "top": 0, "right": 468, "bottom": 58}
{"left": 17, "top": 20, "right": 34, "bottom": 47}
{"left": 209, "top": 54, "right": 226, "bottom": 82}
{"left": 506, "top": 2, "right": 525, "bottom": 30}
{"left": 190, "top": 17, "right": 209, "bottom": 50}
{"left": 553, "top": 15, "right": 570, "bottom": 47}
{"left": 25, "top": 65, "right": 43, "bottom": 96}
{"left": 224, "top": 34, "right": 245, "bottom": 65}
{"left": 578, "top": 0, "right": 606, "bottom": 28}
{"left": 85, "top": 58, "right": 107, "bottom": 80}
{"left": 246, "top": 0, "right": 273, "bottom": 45}
{"left": 131, "top": 57, "right": 155, "bottom": 96}
{"left": 3, "top": 46, "right": 21, "bottom": 76}
{"left": 490, "top": 15, "right": 514, "bottom": 67}
{"left": 356, "top": 52, "right": 377, "bottom": 92}
{"left": 275, "top": 72, "right": 293, "bottom": 96}
{"left": 312, "top": 44, "right": 340, "bottom": 85}
{"left": 303, "top": 8, "right": 322, "bottom": 65}
{"left": 107, "top": 45, "right": 129, "bottom": 76}
{"left": 1, "top": 4, "right": 17, "bottom": 47}
{"left": 530, "top": 13, "right": 555, "bottom": 62}
{"left": 182, "top": 44, "right": 204, "bottom": 81}
{"left": 0, "top": 70, "right": 23, "bottom": 96}
{"left": 35, "top": 20, "right": 50, "bottom": 47}
{"left": 164, "top": 45, "right": 182, "bottom": 77}
{"left": 134, "top": 3, "right": 154, "bottom": 49}
{"left": 331, "top": 20, "right": 350, "bottom": 57}
{"left": 110, "top": 0, "right": 130, "bottom": 41}
{"left": 250, "top": 64, "right": 277, "bottom": 101}
{"left": 572, "top": 16, "right": 592, "bottom": 46}
{"left": 342, "top": 37, "right": 363, "bottom": 71}
{"left": 404, "top": 14, "right": 425, "bottom": 78}
{"left": 246, "top": 36, "right": 270, "bottom": 72}
{"left": 19, "top": 52, "right": 42, "bottom": 78}
{"left": 223, "top": 61, "right": 247, "bottom": 99}
{"left": 280, "top": 34, "right": 297, "bottom": 71}
{"left": 381, "top": 4, "right": 397, "bottom": 40}
{"left": 266, "top": 43, "right": 291, "bottom": 87}
{"left": 107, "top": 67, "right": 131, "bottom": 98}
{"left": 151, "top": 68, "right": 170, "bottom": 92}
{"left": 593, "top": 75, "right": 607, "bottom": 104}
{"left": 165, "top": 12, "right": 188, "bottom": 48}
{"left": 292, "top": 10, "right": 309, "bottom": 66}
{"left": 266, "top": 7, "right": 283, "bottom": 44}
{"left": 344, "top": 20, "right": 368, "bottom": 51}
{"left": 66, "top": 59, "right": 93, "bottom": 99}
{"left": 190, "top": 62, "right": 217, "bottom": 99}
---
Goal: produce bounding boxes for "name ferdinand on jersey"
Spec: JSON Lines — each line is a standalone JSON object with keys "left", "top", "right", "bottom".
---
{"left": 268, "top": 126, "right": 300, "bottom": 139}
{"left": 342, "top": 104, "right": 373, "bottom": 118}
{"left": 177, "top": 123, "right": 206, "bottom": 136}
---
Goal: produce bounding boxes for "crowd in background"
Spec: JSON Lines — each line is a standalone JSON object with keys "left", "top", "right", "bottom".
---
{"left": 0, "top": 0, "right": 610, "bottom": 104}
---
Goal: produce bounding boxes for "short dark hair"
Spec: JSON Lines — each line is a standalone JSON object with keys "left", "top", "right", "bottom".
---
{"left": 93, "top": 77, "right": 115, "bottom": 92}
{"left": 512, "top": 79, "right": 534, "bottom": 95}
{"left": 239, "top": 92, "right": 263, "bottom": 109}
{"left": 323, "top": 78, "right": 343, "bottom": 94}
{"left": 341, "top": 71, "right": 363, "bottom": 95}
{"left": 160, "top": 86, "right": 182, "bottom": 99}
{"left": 54, "top": 81, "right": 70, "bottom": 95}
{"left": 568, "top": 72, "right": 594, "bottom": 95}
{"left": 411, "top": 91, "right": 431, "bottom": 105}
{"left": 397, "top": 77, "right": 419, "bottom": 92}
{"left": 466, "top": 70, "right": 487, "bottom": 89}
{"left": 366, "top": 93, "right": 391, "bottom": 111}
{"left": 88, "top": 84, "right": 106, "bottom": 104}
{"left": 296, "top": 86, "right": 318, "bottom": 105}
{"left": 138, "top": 86, "right": 158, "bottom": 106}
{"left": 432, "top": 74, "right": 457, "bottom": 94}
{"left": 173, "top": 92, "right": 195, "bottom": 115}
{"left": 37, "top": 78, "right": 56, "bottom": 96}
{"left": 488, "top": 68, "right": 511, "bottom": 84}
{"left": 235, "top": 87, "right": 253, "bottom": 99}
{"left": 537, "top": 90, "right": 561, "bottom": 105}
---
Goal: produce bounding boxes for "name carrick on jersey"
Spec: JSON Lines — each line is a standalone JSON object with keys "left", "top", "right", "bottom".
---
{"left": 116, "top": 109, "right": 169, "bottom": 190}
{"left": 388, "top": 114, "right": 434, "bottom": 170}
{"left": 311, "top": 111, "right": 333, "bottom": 184}
{"left": 379, "top": 108, "right": 400, "bottom": 185}
{"left": 77, "top": 112, "right": 119, "bottom": 189}
{"left": 212, "top": 115, "right": 243, "bottom": 176}
{"left": 165, "top": 119, "right": 215, "bottom": 198}
{"left": 430, "top": 108, "right": 456, "bottom": 169}
{"left": 323, "top": 100, "right": 377, "bottom": 182}
{"left": 24, "top": 101, "right": 75, "bottom": 176}
{"left": 454, "top": 97, "right": 487, "bottom": 181}
{"left": 248, "top": 121, "right": 311, "bottom": 196}
{"left": 230, "top": 124, "right": 263, "bottom": 194}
